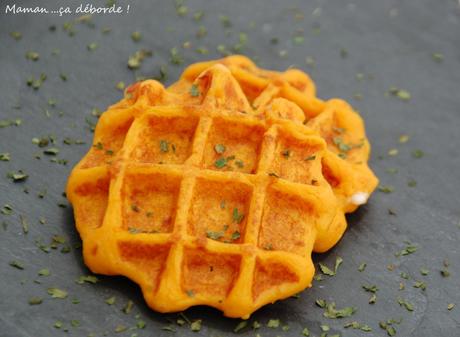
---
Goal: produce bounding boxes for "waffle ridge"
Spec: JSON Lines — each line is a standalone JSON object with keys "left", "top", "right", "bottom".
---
{"left": 67, "top": 56, "right": 378, "bottom": 318}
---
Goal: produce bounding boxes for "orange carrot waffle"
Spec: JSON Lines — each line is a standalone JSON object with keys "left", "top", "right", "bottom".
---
{"left": 66, "top": 56, "right": 378, "bottom": 318}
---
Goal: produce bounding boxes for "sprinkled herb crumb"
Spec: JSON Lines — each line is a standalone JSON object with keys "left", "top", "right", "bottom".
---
{"left": 232, "top": 208, "right": 244, "bottom": 224}
{"left": 106, "top": 296, "right": 116, "bottom": 305}
{"left": 267, "top": 319, "right": 280, "bottom": 328}
{"left": 9, "top": 260, "right": 24, "bottom": 270}
{"left": 397, "top": 297, "right": 414, "bottom": 311}
{"left": 38, "top": 268, "right": 50, "bottom": 276}
{"left": 7, "top": 170, "right": 28, "bottom": 182}
{"left": 131, "top": 31, "right": 142, "bottom": 42}
{"left": 47, "top": 287, "right": 68, "bottom": 299}
{"left": 412, "top": 149, "right": 424, "bottom": 158}
{"left": 76, "top": 275, "right": 98, "bottom": 284}
{"left": 432, "top": 53, "right": 444, "bottom": 63}
{"left": 189, "top": 84, "right": 200, "bottom": 97}
{"left": 190, "top": 319, "right": 202, "bottom": 332}
{"left": 0, "top": 153, "right": 11, "bottom": 161}
{"left": 114, "top": 324, "right": 127, "bottom": 333}
{"left": 234, "top": 321, "right": 248, "bottom": 332}
{"left": 395, "top": 242, "right": 418, "bottom": 256}
{"left": 214, "top": 144, "right": 226, "bottom": 154}
{"left": 122, "top": 300, "right": 134, "bottom": 314}
{"left": 87, "top": 42, "right": 98, "bottom": 51}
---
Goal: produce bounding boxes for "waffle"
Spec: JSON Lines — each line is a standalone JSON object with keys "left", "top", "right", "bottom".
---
{"left": 66, "top": 57, "right": 378, "bottom": 318}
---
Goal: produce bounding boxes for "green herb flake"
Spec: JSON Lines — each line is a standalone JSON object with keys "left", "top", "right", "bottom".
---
{"left": 432, "top": 53, "right": 444, "bottom": 63}
{"left": 189, "top": 84, "right": 200, "bottom": 97}
{"left": 219, "top": 15, "right": 232, "bottom": 28}
{"left": 362, "top": 284, "right": 379, "bottom": 293}
{"left": 389, "top": 87, "right": 411, "bottom": 101}
{"left": 358, "top": 263, "right": 367, "bottom": 272}
{"left": 105, "top": 296, "right": 116, "bottom": 305}
{"left": 318, "top": 262, "right": 335, "bottom": 276}
{"left": 233, "top": 320, "right": 248, "bottom": 333}
{"left": 131, "top": 31, "right": 142, "bottom": 42}
{"left": 10, "top": 31, "right": 22, "bottom": 40}
{"left": 0, "top": 118, "right": 22, "bottom": 128}
{"left": 267, "top": 319, "right": 280, "bottom": 328}
{"left": 215, "top": 157, "right": 227, "bottom": 168}
{"left": 396, "top": 242, "right": 418, "bottom": 257}
{"left": 305, "top": 155, "right": 316, "bottom": 161}
{"left": 447, "top": 303, "right": 455, "bottom": 310}
{"left": 206, "top": 230, "right": 224, "bottom": 240}
{"left": 388, "top": 148, "right": 399, "bottom": 156}
{"left": 127, "top": 49, "right": 152, "bottom": 70}
{"left": 235, "top": 160, "right": 244, "bottom": 168}
{"left": 378, "top": 185, "right": 394, "bottom": 193}
{"left": 53, "top": 321, "right": 63, "bottom": 329}
{"left": 400, "top": 271, "right": 409, "bottom": 279}
{"left": 334, "top": 257, "right": 343, "bottom": 273}
{"left": 322, "top": 301, "right": 357, "bottom": 319}
{"left": 231, "top": 230, "right": 241, "bottom": 241}
{"left": 413, "top": 281, "right": 426, "bottom": 291}
{"left": 412, "top": 149, "right": 424, "bottom": 158}
{"left": 397, "top": 297, "right": 414, "bottom": 312}
{"left": 87, "top": 42, "right": 98, "bottom": 51}
{"left": 161, "top": 325, "right": 176, "bottom": 332}
{"left": 441, "top": 268, "right": 450, "bottom": 278}
{"left": 344, "top": 321, "right": 372, "bottom": 332}
{"left": 419, "top": 267, "right": 429, "bottom": 276}
{"left": 122, "top": 300, "right": 134, "bottom": 314}
{"left": 43, "top": 147, "right": 59, "bottom": 155}
{"left": 160, "top": 140, "right": 169, "bottom": 153}
{"left": 379, "top": 320, "right": 396, "bottom": 337}
{"left": 47, "top": 287, "right": 68, "bottom": 299}
{"left": 20, "top": 215, "right": 29, "bottom": 234}
{"left": 25, "top": 51, "right": 40, "bottom": 61}
{"left": 302, "top": 327, "right": 310, "bottom": 336}
{"left": 137, "top": 319, "right": 146, "bottom": 329}
{"left": 268, "top": 172, "right": 280, "bottom": 178}
{"left": 76, "top": 275, "right": 98, "bottom": 284}
{"left": 9, "top": 260, "right": 24, "bottom": 270}
{"left": 7, "top": 170, "right": 28, "bottom": 182}
{"left": 399, "top": 134, "right": 410, "bottom": 143}
{"left": 232, "top": 208, "right": 244, "bottom": 224}
{"left": 320, "top": 324, "right": 330, "bottom": 332}
{"left": 170, "top": 47, "right": 183, "bottom": 65}
{"left": 369, "top": 293, "right": 377, "bottom": 304}
{"left": 214, "top": 144, "right": 226, "bottom": 154}
{"left": 114, "top": 324, "right": 127, "bottom": 333}
{"left": 38, "top": 268, "right": 50, "bottom": 276}
{"left": 115, "top": 81, "right": 125, "bottom": 91}
{"left": 190, "top": 319, "right": 202, "bottom": 332}
{"left": 0, "top": 152, "right": 10, "bottom": 161}
{"left": 29, "top": 296, "right": 43, "bottom": 305}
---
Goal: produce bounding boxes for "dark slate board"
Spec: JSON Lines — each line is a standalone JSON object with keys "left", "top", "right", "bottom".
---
{"left": 1, "top": 0, "right": 459, "bottom": 336}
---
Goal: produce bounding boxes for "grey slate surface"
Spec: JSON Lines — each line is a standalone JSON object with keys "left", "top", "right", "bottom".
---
{"left": 0, "top": 0, "right": 459, "bottom": 336}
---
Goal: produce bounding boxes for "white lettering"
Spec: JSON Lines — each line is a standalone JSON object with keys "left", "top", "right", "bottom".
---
{"left": 5, "top": 5, "right": 48, "bottom": 14}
